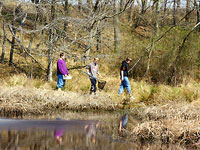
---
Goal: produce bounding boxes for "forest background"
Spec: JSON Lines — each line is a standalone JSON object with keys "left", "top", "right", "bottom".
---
{"left": 0, "top": 0, "right": 200, "bottom": 146}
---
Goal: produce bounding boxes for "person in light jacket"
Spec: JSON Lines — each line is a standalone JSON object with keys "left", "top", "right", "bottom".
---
{"left": 86, "top": 58, "right": 101, "bottom": 95}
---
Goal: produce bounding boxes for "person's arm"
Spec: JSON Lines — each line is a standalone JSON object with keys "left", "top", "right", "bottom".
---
{"left": 86, "top": 64, "right": 91, "bottom": 76}
{"left": 120, "top": 64, "right": 125, "bottom": 81}
{"left": 65, "top": 66, "right": 69, "bottom": 76}
{"left": 121, "top": 70, "right": 124, "bottom": 81}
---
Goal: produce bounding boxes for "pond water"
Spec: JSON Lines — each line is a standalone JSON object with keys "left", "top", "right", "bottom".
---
{"left": 0, "top": 112, "right": 192, "bottom": 150}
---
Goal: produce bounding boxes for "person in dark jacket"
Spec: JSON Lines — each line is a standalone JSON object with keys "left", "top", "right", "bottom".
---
{"left": 118, "top": 57, "right": 135, "bottom": 99}
{"left": 57, "top": 53, "right": 69, "bottom": 91}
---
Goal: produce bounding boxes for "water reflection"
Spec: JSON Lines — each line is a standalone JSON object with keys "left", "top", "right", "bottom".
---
{"left": 0, "top": 118, "right": 135, "bottom": 150}
{"left": 0, "top": 117, "right": 195, "bottom": 150}
{"left": 85, "top": 121, "right": 99, "bottom": 144}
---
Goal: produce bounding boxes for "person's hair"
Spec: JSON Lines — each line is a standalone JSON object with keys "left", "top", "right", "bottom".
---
{"left": 126, "top": 57, "right": 132, "bottom": 62}
{"left": 94, "top": 57, "right": 99, "bottom": 61}
{"left": 60, "top": 53, "right": 64, "bottom": 57}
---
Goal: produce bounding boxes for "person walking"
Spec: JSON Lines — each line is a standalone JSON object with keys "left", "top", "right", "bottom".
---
{"left": 86, "top": 58, "right": 101, "bottom": 95}
{"left": 118, "top": 57, "right": 135, "bottom": 99}
{"left": 57, "top": 53, "right": 69, "bottom": 91}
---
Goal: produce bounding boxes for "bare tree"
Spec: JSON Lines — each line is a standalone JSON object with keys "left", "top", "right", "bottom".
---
{"left": 47, "top": 0, "right": 56, "bottom": 82}
{"left": 78, "top": 0, "right": 82, "bottom": 11}
{"left": 198, "top": 0, "right": 200, "bottom": 31}
{"left": 64, "top": 0, "right": 69, "bottom": 32}
{"left": 177, "top": 0, "right": 180, "bottom": 9}
{"left": 1, "top": 19, "right": 6, "bottom": 63}
{"left": 31, "top": 0, "right": 40, "bottom": 4}
{"left": 185, "top": 0, "right": 191, "bottom": 22}
{"left": 114, "top": 0, "right": 120, "bottom": 53}
{"left": 194, "top": 0, "right": 200, "bottom": 31}
{"left": 87, "top": 0, "right": 93, "bottom": 8}
{"left": 120, "top": 0, "right": 124, "bottom": 11}
{"left": 173, "top": 0, "right": 176, "bottom": 25}
{"left": 128, "top": 0, "right": 135, "bottom": 23}
{"left": 134, "top": 0, "right": 147, "bottom": 28}
{"left": 155, "top": 0, "right": 160, "bottom": 35}
{"left": 9, "top": 8, "right": 17, "bottom": 65}
{"left": 0, "top": 1, "right": 2, "bottom": 14}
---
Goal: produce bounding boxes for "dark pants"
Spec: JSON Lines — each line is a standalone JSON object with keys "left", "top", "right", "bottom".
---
{"left": 90, "top": 78, "right": 97, "bottom": 93}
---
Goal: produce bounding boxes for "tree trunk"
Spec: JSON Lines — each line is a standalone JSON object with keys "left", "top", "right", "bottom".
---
{"left": 134, "top": 0, "right": 147, "bottom": 28}
{"left": 129, "top": 0, "right": 135, "bottom": 23}
{"left": 1, "top": 19, "right": 6, "bottom": 63}
{"left": 185, "top": 0, "right": 190, "bottom": 22}
{"left": 9, "top": 19, "right": 17, "bottom": 65}
{"left": 155, "top": 0, "right": 160, "bottom": 36}
{"left": 120, "top": 0, "right": 124, "bottom": 11}
{"left": 177, "top": 0, "right": 180, "bottom": 9}
{"left": 141, "top": 0, "right": 147, "bottom": 14}
{"left": 194, "top": 0, "right": 199, "bottom": 31}
{"left": 47, "top": 0, "right": 55, "bottom": 82}
{"left": 198, "top": 0, "right": 200, "bottom": 31}
{"left": 161, "top": 0, "right": 168, "bottom": 26}
{"left": 64, "top": 0, "right": 68, "bottom": 32}
{"left": 172, "top": 0, "right": 176, "bottom": 25}
{"left": 114, "top": 0, "right": 120, "bottom": 53}
{"left": 96, "top": 26, "right": 102, "bottom": 51}
{"left": 78, "top": 0, "right": 82, "bottom": 11}
{"left": 85, "top": 28, "right": 95, "bottom": 57}
{"left": 87, "top": 0, "right": 93, "bottom": 8}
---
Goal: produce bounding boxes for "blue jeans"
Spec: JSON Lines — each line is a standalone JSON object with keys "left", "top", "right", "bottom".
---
{"left": 90, "top": 78, "right": 97, "bottom": 93}
{"left": 118, "top": 77, "right": 131, "bottom": 95}
{"left": 57, "top": 74, "right": 65, "bottom": 89}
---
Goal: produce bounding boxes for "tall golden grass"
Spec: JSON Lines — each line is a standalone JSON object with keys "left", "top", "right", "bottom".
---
{"left": 1, "top": 73, "right": 200, "bottom": 104}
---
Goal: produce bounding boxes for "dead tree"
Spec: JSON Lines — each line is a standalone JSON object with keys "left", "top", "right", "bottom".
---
{"left": 194, "top": 0, "right": 200, "bottom": 31}
{"left": 31, "top": 0, "right": 40, "bottom": 4}
{"left": 185, "top": 0, "right": 191, "bottom": 22}
{"left": 134, "top": 0, "right": 147, "bottom": 28}
{"left": 9, "top": 8, "right": 17, "bottom": 66}
{"left": 114, "top": 0, "right": 120, "bottom": 53}
{"left": 47, "top": 0, "right": 56, "bottom": 82}
{"left": 172, "top": 0, "right": 176, "bottom": 25}
{"left": 1, "top": 19, "right": 6, "bottom": 63}
{"left": 64, "top": 0, "right": 69, "bottom": 32}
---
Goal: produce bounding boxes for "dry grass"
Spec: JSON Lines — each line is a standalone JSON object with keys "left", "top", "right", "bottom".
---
{"left": 98, "top": 101, "right": 200, "bottom": 147}
{"left": 0, "top": 85, "right": 125, "bottom": 116}
{"left": 1, "top": 73, "right": 200, "bottom": 108}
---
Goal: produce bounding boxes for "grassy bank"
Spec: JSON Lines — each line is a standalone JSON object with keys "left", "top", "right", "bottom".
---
{"left": 0, "top": 64, "right": 200, "bottom": 114}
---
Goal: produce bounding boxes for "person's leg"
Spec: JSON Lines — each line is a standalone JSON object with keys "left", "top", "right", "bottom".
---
{"left": 63, "top": 79, "right": 66, "bottom": 87}
{"left": 123, "top": 77, "right": 131, "bottom": 94}
{"left": 93, "top": 79, "right": 97, "bottom": 93}
{"left": 90, "top": 78, "right": 96, "bottom": 94}
{"left": 57, "top": 75, "right": 64, "bottom": 90}
{"left": 118, "top": 80, "right": 125, "bottom": 94}
{"left": 124, "top": 77, "right": 135, "bottom": 99}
